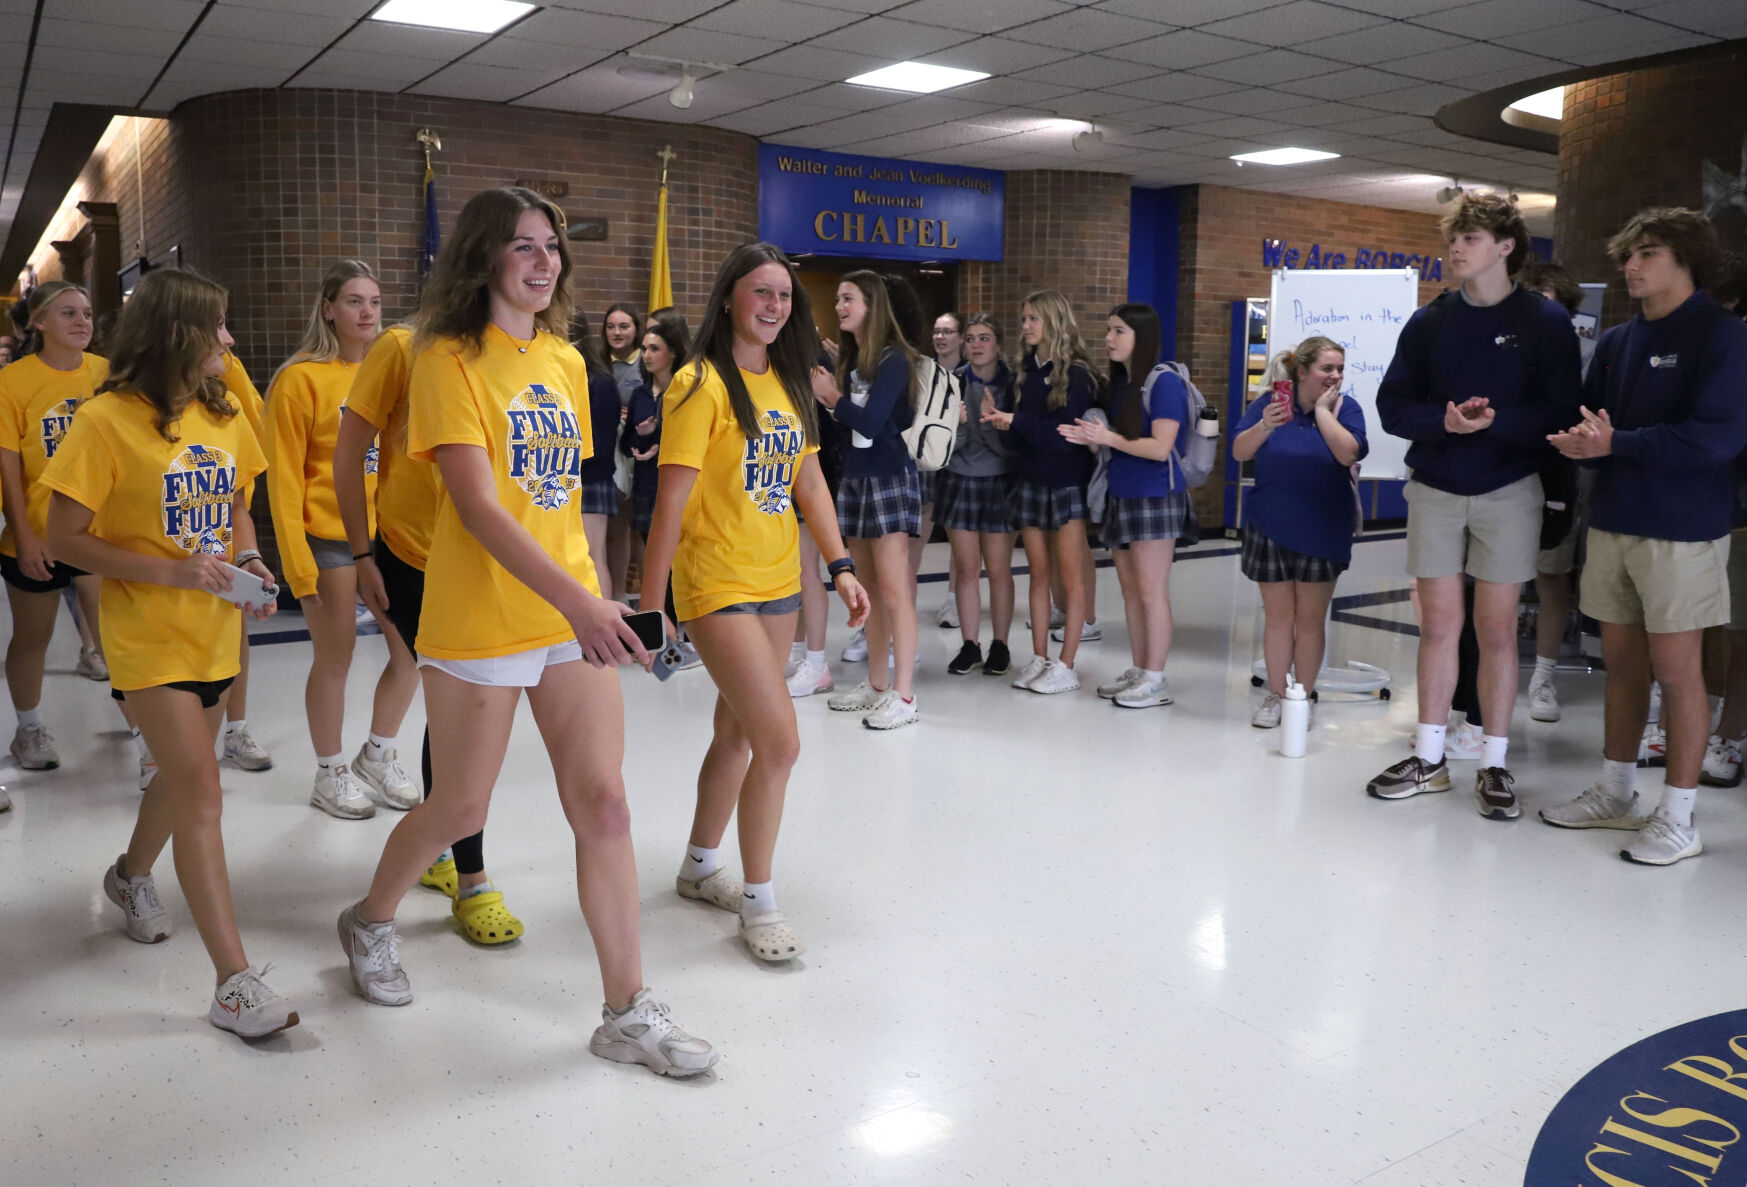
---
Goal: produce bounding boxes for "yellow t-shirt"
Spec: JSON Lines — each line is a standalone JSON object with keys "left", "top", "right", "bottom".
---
{"left": 264, "top": 357, "right": 377, "bottom": 598}
{"left": 39, "top": 390, "right": 266, "bottom": 691}
{"left": 407, "top": 324, "right": 600, "bottom": 660}
{"left": 220, "top": 353, "right": 265, "bottom": 506}
{"left": 0, "top": 351, "right": 108, "bottom": 555}
{"left": 344, "top": 327, "right": 441, "bottom": 571}
{"left": 660, "top": 361, "right": 817, "bottom": 621}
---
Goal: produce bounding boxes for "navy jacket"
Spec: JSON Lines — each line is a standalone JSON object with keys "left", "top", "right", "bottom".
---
{"left": 831, "top": 348, "right": 915, "bottom": 480}
{"left": 619, "top": 383, "right": 660, "bottom": 497}
{"left": 1585, "top": 291, "right": 1747, "bottom": 542}
{"left": 1376, "top": 287, "right": 1582, "bottom": 495}
{"left": 580, "top": 370, "right": 622, "bottom": 486}
{"left": 1010, "top": 356, "right": 1097, "bottom": 489}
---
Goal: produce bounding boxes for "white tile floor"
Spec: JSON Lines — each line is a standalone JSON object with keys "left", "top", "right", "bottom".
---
{"left": 4, "top": 536, "right": 1742, "bottom": 1185}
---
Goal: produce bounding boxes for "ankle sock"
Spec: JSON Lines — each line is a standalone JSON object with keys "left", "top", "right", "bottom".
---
{"left": 456, "top": 879, "right": 494, "bottom": 901}
{"left": 682, "top": 843, "right": 721, "bottom": 881}
{"left": 1657, "top": 785, "right": 1696, "bottom": 826}
{"left": 1533, "top": 656, "right": 1555, "bottom": 679}
{"left": 16, "top": 707, "right": 41, "bottom": 729}
{"left": 806, "top": 649, "right": 825, "bottom": 667}
{"left": 1415, "top": 723, "right": 1447, "bottom": 765}
{"left": 1481, "top": 735, "right": 1509, "bottom": 770}
{"left": 742, "top": 880, "right": 777, "bottom": 917}
{"left": 365, "top": 732, "right": 394, "bottom": 759}
{"left": 225, "top": 718, "right": 246, "bottom": 736}
{"left": 789, "top": 641, "right": 805, "bottom": 663}
{"left": 1143, "top": 669, "right": 1164, "bottom": 683}
{"left": 317, "top": 753, "right": 342, "bottom": 772}
{"left": 1602, "top": 758, "right": 1636, "bottom": 802}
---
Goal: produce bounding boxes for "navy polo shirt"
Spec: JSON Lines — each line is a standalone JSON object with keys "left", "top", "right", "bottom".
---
{"left": 1235, "top": 393, "right": 1370, "bottom": 565}
{"left": 1108, "top": 368, "right": 1190, "bottom": 499}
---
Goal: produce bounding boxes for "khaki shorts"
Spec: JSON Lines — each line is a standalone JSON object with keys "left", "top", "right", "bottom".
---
{"left": 1580, "top": 529, "right": 1731, "bottom": 634}
{"left": 1404, "top": 474, "right": 1542, "bottom": 584}
{"left": 1730, "top": 528, "right": 1747, "bottom": 631}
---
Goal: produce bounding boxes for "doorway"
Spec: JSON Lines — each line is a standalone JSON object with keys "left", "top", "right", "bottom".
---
{"left": 795, "top": 258, "right": 959, "bottom": 354}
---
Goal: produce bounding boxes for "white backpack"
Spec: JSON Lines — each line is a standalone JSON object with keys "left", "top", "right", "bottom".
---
{"left": 904, "top": 356, "right": 961, "bottom": 472}
{"left": 1147, "top": 362, "right": 1216, "bottom": 489}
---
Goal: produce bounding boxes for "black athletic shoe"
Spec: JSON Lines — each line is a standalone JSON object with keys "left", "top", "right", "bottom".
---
{"left": 982, "top": 640, "right": 1011, "bottom": 676}
{"left": 947, "top": 640, "right": 983, "bottom": 675}
{"left": 1474, "top": 767, "right": 1520, "bottom": 820}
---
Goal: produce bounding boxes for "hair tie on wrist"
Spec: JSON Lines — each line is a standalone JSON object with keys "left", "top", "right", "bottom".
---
{"left": 353, "top": 551, "right": 373, "bottom": 562}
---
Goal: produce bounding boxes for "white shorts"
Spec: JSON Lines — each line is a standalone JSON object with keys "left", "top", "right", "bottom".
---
{"left": 418, "top": 639, "right": 582, "bottom": 688}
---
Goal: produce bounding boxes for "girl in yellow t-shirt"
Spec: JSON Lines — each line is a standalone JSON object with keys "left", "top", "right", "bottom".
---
{"left": 639, "top": 242, "right": 869, "bottom": 964}
{"left": 0, "top": 281, "right": 111, "bottom": 772}
{"left": 42, "top": 268, "right": 295, "bottom": 1039}
{"left": 337, "top": 186, "right": 716, "bottom": 1076}
{"left": 266, "top": 260, "right": 421, "bottom": 822}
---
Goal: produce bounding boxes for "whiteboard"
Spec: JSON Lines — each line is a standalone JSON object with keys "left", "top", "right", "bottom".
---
{"left": 1266, "top": 268, "right": 1420, "bottom": 480}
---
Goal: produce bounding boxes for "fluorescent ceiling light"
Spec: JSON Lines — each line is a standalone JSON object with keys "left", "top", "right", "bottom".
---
{"left": 846, "top": 62, "right": 990, "bottom": 94}
{"left": 1231, "top": 147, "right": 1340, "bottom": 166}
{"left": 1508, "top": 85, "right": 1565, "bottom": 121}
{"left": 371, "top": 0, "right": 533, "bottom": 35}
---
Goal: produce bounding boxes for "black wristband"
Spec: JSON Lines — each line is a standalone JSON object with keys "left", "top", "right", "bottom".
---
{"left": 352, "top": 551, "right": 373, "bottom": 562}
{"left": 827, "top": 556, "right": 856, "bottom": 579}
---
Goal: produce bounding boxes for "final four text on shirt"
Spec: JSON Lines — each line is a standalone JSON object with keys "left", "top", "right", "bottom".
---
{"left": 1262, "top": 237, "right": 1443, "bottom": 281}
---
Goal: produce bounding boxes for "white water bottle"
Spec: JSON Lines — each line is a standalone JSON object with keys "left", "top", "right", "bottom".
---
{"left": 1280, "top": 683, "right": 1309, "bottom": 758}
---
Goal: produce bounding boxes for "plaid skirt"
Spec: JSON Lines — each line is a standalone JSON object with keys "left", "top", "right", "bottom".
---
{"left": 632, "top": 488, "right": 656, "bottom": 537}
{"left": 1009, "top": 478, "right": 1086, "bottom": 531}
{"left": 578, "top": 476, "right": 618, "bottom": 517}
{"left": 917, "top": 468, "right": 938, "bottom": 507}
{"left": 1240, "top": 520, "right": 1346, "bottom": 583}
{"left": 1103, "top": 493, "right": 1195, "bottom": 549}
{"left": 937, "top": 471, "right": 1015, "bottom": 535}
{"left": 837, "top": 470, "right": 922, "bottom": 539}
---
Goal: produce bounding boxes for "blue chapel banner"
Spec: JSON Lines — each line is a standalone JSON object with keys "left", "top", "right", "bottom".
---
{"left": 758, "top": 144, "right": 1004, "bottom": 263}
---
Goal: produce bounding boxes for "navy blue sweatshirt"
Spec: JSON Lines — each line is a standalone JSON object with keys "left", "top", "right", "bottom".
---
{"left": 580, "top": 370, "right": 622, "bottom": 486}
{"left": 1584, "top": 291, "right": 1747, "bottom": 542}
{"left": 1376, "top": 287, "right": 1582, "bottom": 495}
{"left": 619, "top": 382, "right": 660, "bottom": 497}
{"left": 1010, "top": 356, "right": 1096, "bottom": 489}
{"left": 831, "top": 348, "right": 915, "bottom": 480}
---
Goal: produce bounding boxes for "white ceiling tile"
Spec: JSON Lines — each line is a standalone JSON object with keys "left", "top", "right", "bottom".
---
{"left": 466, "top": 37, "right": 603, "bottom": 73}
{"left": 634, "top": 27, "right": 786, "bottom": 67}
{"left": 541, "top": 0, "right": 717, "bottom": 15}
{"left": 515, "top": 62, "right": 671, "bottom": 111}
{"left": 1638, "top": 0, "right": 1747, "bottom": 36}
{"left": 293, "top": 48, "right": 437, "bottom": 84}
{"left": 1562, "top": 28, "right": 1719, "bottom": 64}
{"left": 1112, "top": 127, "right": 1223, "bottom": 152}
{"left": 1014, "top": 53, "right": 1160, "bottom": 88}
{"left": 175, "top": 33, "right": 317, "bottom": 72}
{"left": 1036, "top": 89, "right": 1174, "bottom": 119}
{"left": 23, "top": 70, "right": 148, "bottom": 104}
{"left": 1198, "top": 1, "right": 1388, "bottom": 46}
{"left": 221, "top": 0, "right": 375, "bottom": 14}
{"left": 43, "top": 0, "right": 207, "bottom": 29}
{"left": 884, "top": 0, "right": 1076, "bottom": 34}
{"left": 1103, "top": 72, "right": 1248, "bottom": 103}
{"left": 1176, "top": 114, "right": 1296, "bottom": 138}
{"left": 608, "top": 89, "right": 762, "bottom": 121}
{"left": 916, "top": 36, "right": 1077, "bottom": 75}
{"left": 1498, "top": 13, "right": 1708, "bottom": 60}
{"left": 1331, "top": 111, "right": 1433, "bottom": 134}
{"left": 1413, "top": 0, "right": 1617, "bottom": 38}
{"left": 1273, "top": 100, "right": 1375, "bottom": 126}
{"left": 707, "top": 105, "right": 813, "bottom": 137}
{"left": 1387, "top": 42, "right": 1554, "bottom": 83}
{"left": 147, "top": 59, "right": 296, "bottom": 100}
{"left": 882, "top": 94, "right": 1005, "bottom": 123}
{"left": 196, "top": 5, "right": 352, "bottom": 45}
{"left": 1273, "top": 66, "right": 1418, "bottom": 99}
{"left": 693, "top": 0, "right": 862, "bottom": 41}
{"left": 706, "top": 70, "right": 833, "bottom": 104}
{"left": 790, "top": 109, "right": 916, "bottom": 143}
{"left": 34, "top": 17, "right": 188, "bottom": 55}
{"left": 781, "top": 0, "right": 906, "bottom": 11}
{"left": 787, "top": 82, "right": 913, "bottom": 111}
{"left": 1179, "top": 87, "right": 1310, "bottom": 116}
{"left": 1349, "top": 81, "right": 1471, "bottom": 114}
{"left": 330, "top": 21, "right": 487, "bottom": 63}
{"left": 806, "top": 16, "right": 977, "bottom": 59}
{"left": 944, "top": 76, "right": 1075, "bottom": 106}
{"left": 1191, "top": 48, "right": 1349, "bottom": 83}
{"left": 1100, "top": 29, "right": 1265, "bottom": 70}
{"left": 408, "top": 61, "right": 569, "bottom": 103}
{"left": 1297, "top": 22, "right": 1468, "bottom": 64}
{"left": 492, "top": 9, "right": 666, "bottom": 52}
{"left": 1095, "top": 0, "right": 1282, "bottom": 24}
{"left": 740, "top": 44, "right": 889, "bottom": 81}
{"left": 29, "top": 42, "right": 165, "bottom": 80}
{"left": 1002, "top": 8, "right": 1172, "bottom": 52}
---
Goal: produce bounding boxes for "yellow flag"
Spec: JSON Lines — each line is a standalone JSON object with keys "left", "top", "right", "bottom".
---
{"left": 648, "top": 181, "right": 673, "bottom": 312}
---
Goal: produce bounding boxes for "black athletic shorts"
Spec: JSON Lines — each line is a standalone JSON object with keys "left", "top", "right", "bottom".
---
{"left": 373, "top": 536, "right": 425, "bottom": 652}
{"left": 0, "top": 550, "right": 87, "bottom": 593}
{"left": 111, "top": 677, "right": 236, "bottom": 710}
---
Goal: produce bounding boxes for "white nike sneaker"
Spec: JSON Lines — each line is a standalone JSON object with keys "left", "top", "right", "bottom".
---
{"left": 311, "top": 764, "right": 375, "bottom": 819}
{"left": 209, "top": 964, "right": 299, "bottom": 1038}
{"left": 352, "top": 744, "right": 419, "bottom": 810}
{"left": 589, "top": 989, "right": 718, "bottom": 1077}
{"left": 786, "top": 656, "right": 833, "bottom": 698}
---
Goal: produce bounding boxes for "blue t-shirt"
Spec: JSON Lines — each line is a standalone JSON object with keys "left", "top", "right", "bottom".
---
{"left": 1236, "top": 392, "right": 1370, "bottom": 565}
{"left": 1107, "top": 369, "right": 1190, "bottom": 499}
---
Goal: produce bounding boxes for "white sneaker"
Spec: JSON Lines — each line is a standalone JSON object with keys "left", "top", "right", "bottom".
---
{"left": 1026, "top": 608, "right": 1068, "bottom": 630}
{"left": 1702, "top": 735, "right": 1743, "bottom": 787}
{"left": 222, "top": 727, "right": 273, "bottom": 771}
{"left": 1539, "top": 784, "right": 1643, "bottom": 830}
{"left": 75, "top": 647, "right": 108, "bottom": 681}
{"left": 1050, "top": 621, "right": 1102, "bottom": 644}
{"left": 589, "top": 989, "right": 718, "bottom": 1077}
{"left": 937, "top": 600, "right": 958, "bottom": 629}
{"left": 841, "top": 628, "right": 868, "bottom": 663}
{"left": 311, "top": 764, "right": 375, "bottom": 819}
{"left": 210, "top": 964, "right": 299, "bottom": 1038}
{"left": 1096, "top": 667, "right": 1143, "bottom": 699}
{"left": 337, "top": 903, "right": 413, "bottom": 1005}
{"left": 1115, "top": 676, "right": 1172, "bottom": 708}
{"left": 1527, "top": 671, "right": 1560, "bottom": 722}
{"left": 1638, "top": 724, "right": 1668, "bottom": 768}
{"left": 1621, "top": 809, "right": 1703, "bottom": 866}
{"left": 103, "top": 855, "right": 171, "bottom": 943}
{"left": 1010, "top": 655, "right": 1048, "bottom": 690}
{"left": 1252, "top": 692, "right": 1283, "bottom": 729}
{"left": 827, "top": 680, "right": 884, "bottom": 712}
{"left": 864, "top": 691, "right": 919, "bottom": 730}
{"left": 1028, "top": 658, "right": 1081, "bottom": 695}
{"left": 786, "top": 657, "right": 833, "bottom": 698}
{"left": 353, "top": 744, "right": 419, "bottom": 810}
{"left": 10, "top": 722, "right": 58, "bottom": 770}
{"left": 138, "top": 758, "right": 158, "bottom": 792}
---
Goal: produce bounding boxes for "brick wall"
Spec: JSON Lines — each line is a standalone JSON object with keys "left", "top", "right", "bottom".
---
{"left": 1175, "top": 183, "right": 1447, "bottom": 523}
{"left": 1555, "top": 41, "right": 1747, "bottom": 326}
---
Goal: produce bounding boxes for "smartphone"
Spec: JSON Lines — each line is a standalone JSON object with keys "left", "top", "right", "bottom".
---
{"left": 216, "top": 562, "right": 278, "bottom": 613}
{"left": 624, "top": 609, "right": 666, "bottom": 652}
{"left": 1271, "top": 379, "right": 1293, "bottom": 410}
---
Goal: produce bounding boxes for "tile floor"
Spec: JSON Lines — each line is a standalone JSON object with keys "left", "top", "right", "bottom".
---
{"left": 4, "top": 536, "right": 1739, "bottom": 1185}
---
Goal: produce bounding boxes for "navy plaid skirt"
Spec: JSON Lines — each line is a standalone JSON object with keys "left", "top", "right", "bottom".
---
{"left": 578, "top": 476, "right": 618, "bottom": 517}
{"left": 1240, "top": 519, "right": 1346, "bottom": 583}
{"left": 632, "top": 488, "right": 656, "bottom": 538}
{"left": 917, "top": 468, "right": 938, "bottom": 507}
{"left": 937, "top": 471, "right": 1015, "bottom": 535}
{"left": 837, "top": 470, "right": 922, "bottom": 539}
{"left": 1103, "top": 493, "right": 1195, "bottom": 549}
{"left": 1008, "top": 478, "right": 1086, "bottom": 531}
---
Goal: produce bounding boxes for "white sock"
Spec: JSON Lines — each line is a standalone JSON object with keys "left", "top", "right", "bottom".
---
{"left": 317, "top": 752, "right": 342, "bottom": 771}
{"left": 1657, "top": 785, "right": 1696, "bottom": 827}
{"left": 789, "top": 641, "right": 805, "bottom": 664}
{"left": 365, "top": 732, "right": 394, "bottom": 759}
{"left": 1416, "top": 722, "right": 1446, "bottom": 765}
{"left": 1601, "top": 758, "right": 1636, "bottom": 803}
{"left": 806, "top": 649, "right": 825, "bottom": 667}
{"left": 682, "top": 843, "right": 720, "bottom": 881}
{"left": 16, "top": 706, "right": 41, "bottom": 729}
{"left": 742, "top": 880, "right": 777, "bottom": 917}
{"left": 456, "top": 878, "right": 494, "bottom": 901}
{"left": 225, "top": 718, "right": 246, "bottom": 736}
{"left": 1143, "top": 669, "right": 1164, "bottom": 683}
{"left": 1481, "top": 734, "right": 1509, "bottom": 770}
{"left": 1533, "top": 656, "right": 1555, "bottom": 678}
{"left": 130, "top": 727, "right": 152, "bottom": 764}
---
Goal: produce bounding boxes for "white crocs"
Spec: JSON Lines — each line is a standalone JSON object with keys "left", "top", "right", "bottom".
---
{"left": 740, "top": 911, "right": 806, "bottom": 961}
{"left": 676, "top": 867, "right": 743, "bottom": 912}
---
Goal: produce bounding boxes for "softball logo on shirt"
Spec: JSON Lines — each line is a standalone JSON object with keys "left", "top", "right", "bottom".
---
{"left": 161, "top": 442, "right": 237, "bottom": 554}
{"left": 506, "top": 383, "right": 583, "bottom": 510}
{"left": 39, "top": 398, "right": 80, "bottom": 459}
{"left": 743, "top": 408, "right": 803, "bottom": 516}
{"left": 365, "top": 441, "right": 379, "bottom": 475}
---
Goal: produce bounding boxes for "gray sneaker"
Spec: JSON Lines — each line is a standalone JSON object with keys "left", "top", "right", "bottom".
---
{"left": 75, "top": 647, "right": 109, "bottom": 681}
{"left": 222, "top": 728, "right": 273, "bottom": 771}
{"left": 337, "top": 904, "right": 413, "bottom": 1006}
{"left": 104, "top": 855, "right": 171, "bottom": 943}
{"left": 1097, "top": 667, "right": 1143, "bottom": 699}
{"left": 1474, "top": 767, "right": 1519, "bottom": 820}
{"left": 1366, "top": 755, "right": 1450, "bottom": 800}
{"left": 10, "top": 722, "right": 58, "bottom": 770}
{"left": 1621, "top": 809, "right": 1703, "bottom": 866}
{"left": 589, "top": 989, "right": 718, "bottom": 1077}
{"left": 1539, "top": 784, "right": 1643, "bottom": 830}
{"left": 1251, "top": 693, "right": 1283, "bottom": 729}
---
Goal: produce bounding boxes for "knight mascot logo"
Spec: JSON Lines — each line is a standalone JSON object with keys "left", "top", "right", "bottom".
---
{"left": 161, "top": 442, "right": 237, "bottom": 554}
{"left": 39, "top": 398, "right": 79, "bottom": 459}
{"left": 743, "top": 408, "right": 803, "bottom": 516}
{"left": 505, "top": 384, "right": 583, "bottom": 510}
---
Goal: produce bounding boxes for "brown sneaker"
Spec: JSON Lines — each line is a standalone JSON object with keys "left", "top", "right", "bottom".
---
{"left": 1474, "top": 767, "right": 1520, "bottom": 820}
{"left": 1366, "top": 755, "right": 1451, "bottom": 800}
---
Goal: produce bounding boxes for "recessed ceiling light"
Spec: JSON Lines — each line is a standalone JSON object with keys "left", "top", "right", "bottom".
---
{"left": 1231, "top": 147, "right": 1340, "bottom": 166}
{"left": 371, "top": 0, "right": 534, "bottom": 35}
{"left": 1508, "top": 85, "right": 1565, "bottom": 121}
{"left": 846, "top": 62, "right": 990, "bottom": 94}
